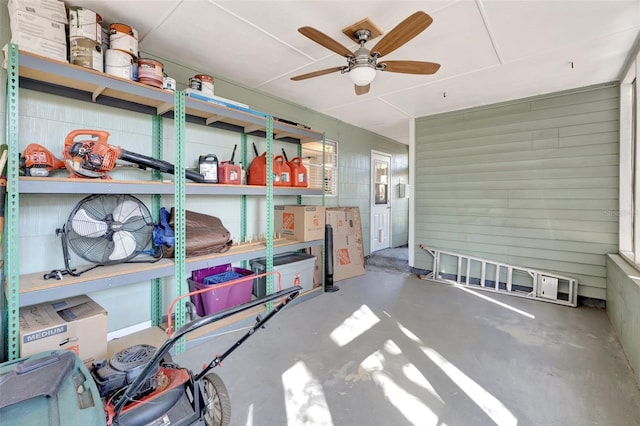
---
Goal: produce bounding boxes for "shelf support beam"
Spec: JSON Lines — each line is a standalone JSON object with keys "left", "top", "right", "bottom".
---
{"left": 92, "top": 86, "right": 106, "bottom": 102}
{"left": 244, "top": 124, "right": 262, "bottom": 134}
{"left": 156, "top": 102, "right": 173, "bottom": 116}
{"left": 205, "top": 115, "right": 221, "bottom": 125}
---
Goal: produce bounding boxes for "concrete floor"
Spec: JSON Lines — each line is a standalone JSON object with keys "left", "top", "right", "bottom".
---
{"left": 176, "top": 248, "right": 640, "bottom": 426}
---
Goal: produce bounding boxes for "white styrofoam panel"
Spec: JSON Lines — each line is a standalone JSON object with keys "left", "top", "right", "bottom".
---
{"left": 326, "top": 97, "right": 410, "bottom": 132}
{"left": 481, "top": 0, "right": 640, "bottom": 62}
{"left": 50, "top": 0, "right": 640, "bottom": 145}
{"left": 216, "top": 0, "right": 456, "bottom": 61}
{"left": 60, "top": 0, "right": 181, "bottom": 37}
{"left": 140, "top": 1, "right": 312, "bottom": 87}
{"left": 383, "top": 27, "right": 639, "bottom": 120}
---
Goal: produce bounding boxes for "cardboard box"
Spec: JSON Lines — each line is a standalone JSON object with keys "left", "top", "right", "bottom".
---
{"left": 10, "top": 10, "right": 67, "bottom": 44}
{"left": 19, "top": 295, "right": 108, "bottom": 364}
{"left": 326, "top": 207, "right": 365, "bottom": 281}
{"left": 275, "top": 205, "right": 326, "bottom": 242}
{"left": 8, "top": 0, "right": 68, "bottom": 24}
{"left": 333, "top": 234, "right": 365, "bottom": 281}
{"left": 10, "top": 31, "right": 67, "bottom": 63}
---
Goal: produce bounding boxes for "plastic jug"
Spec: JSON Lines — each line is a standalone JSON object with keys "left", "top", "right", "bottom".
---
{"left": 288, "top": 157, "right": 308, "bottom": 187}
{"left": 198, "top": 154, "right": 218, "bottom": 183}
{"left": 274, "top": 155, "right": 291, "bottom": 186}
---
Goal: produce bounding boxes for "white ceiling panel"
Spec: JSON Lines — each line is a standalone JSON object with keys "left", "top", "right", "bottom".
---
{"left": 481, "top": 0, "right": 640, "bottom": 62}
{"left": 57, "top": 1, "right": 640, "bottom": 144}
{"left": 139, "top": 2, "right": 312, "bottom": 86}
{"left": 64, "top": 0, "right": 181, "bottom": 37}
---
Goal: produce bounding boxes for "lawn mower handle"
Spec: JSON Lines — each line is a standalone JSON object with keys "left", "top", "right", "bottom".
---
{"left": 113, "top": 285, "right": 302, "bottom": 416}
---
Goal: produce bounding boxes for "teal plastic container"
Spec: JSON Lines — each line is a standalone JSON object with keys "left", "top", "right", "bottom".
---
{"left": 0, "top": 350, "right": 106, "bottom": 425}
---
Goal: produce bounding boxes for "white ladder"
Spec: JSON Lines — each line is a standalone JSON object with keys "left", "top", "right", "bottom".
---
{"left": 417, "top": 245, "right": 578, "bottom": 307}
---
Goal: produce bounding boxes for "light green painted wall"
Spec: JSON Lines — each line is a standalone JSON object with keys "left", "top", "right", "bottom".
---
{"left": 606, "top": 255, "right": 640, "bottom": 385}
{"left": 413, "top": 84, "right": 619, "bottom": 301}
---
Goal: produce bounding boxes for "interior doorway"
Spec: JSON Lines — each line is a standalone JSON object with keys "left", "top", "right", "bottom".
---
{"left": 371, "top": 151, "right": 391, "bottom": 252}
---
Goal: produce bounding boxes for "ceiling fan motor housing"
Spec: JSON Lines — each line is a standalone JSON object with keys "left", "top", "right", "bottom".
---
{"left": 349, "top": 30, "right": 377, "bottom": 86}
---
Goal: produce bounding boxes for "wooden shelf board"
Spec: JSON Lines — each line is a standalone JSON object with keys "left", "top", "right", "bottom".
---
{"left": 18, "top": 259, "right": 175, "bottom": 294}
{"left": 16, "top": 238, "right": 319, "bottom": 296}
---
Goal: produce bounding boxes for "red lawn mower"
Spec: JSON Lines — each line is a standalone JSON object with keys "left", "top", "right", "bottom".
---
{"left": 0, "top": 285, "right": 302, "bottom": 426}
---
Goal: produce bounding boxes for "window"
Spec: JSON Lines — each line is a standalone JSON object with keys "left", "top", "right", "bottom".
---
{"left": 302, "top": 139, "right": 338, "bottom": 196}
{"left": 620, "top": 52, "right": 639, "bottom": 267}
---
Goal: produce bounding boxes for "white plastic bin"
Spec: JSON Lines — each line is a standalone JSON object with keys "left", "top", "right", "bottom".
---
{"left": 250, "top": 252, "right": 316, "bottom": 297}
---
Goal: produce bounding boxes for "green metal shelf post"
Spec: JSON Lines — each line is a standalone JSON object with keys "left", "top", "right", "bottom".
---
{"left": 240, "top": 133, "right": 248, "bottom": 269}
{"left": 265, "top": 116, "right": 274, "bottom": 310}
{"left": 4, "top": 44, "right": 20, "bottom": 360}
{"left": 151, "top": 115, "right": 163, "bottom": 327}
{"left": 173, "top": 90, "right": 187, "bottom": 353}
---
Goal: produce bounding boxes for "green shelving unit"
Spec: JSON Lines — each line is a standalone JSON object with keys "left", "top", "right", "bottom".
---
{"left": 2, "top": 47, "right": 326, "bottom": 360}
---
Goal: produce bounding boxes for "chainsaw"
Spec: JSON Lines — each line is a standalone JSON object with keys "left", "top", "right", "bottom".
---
{"left": 62, "top": 129, "right": 206, "bottom": 182}
{"left": 22, "top": 143, "right": 66, "bottom": 177}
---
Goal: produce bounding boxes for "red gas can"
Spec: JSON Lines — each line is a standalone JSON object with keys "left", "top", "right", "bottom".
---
{"left": 274, "top": 155, "right": 291, "bottom": 186}
{"left": 218, "top": 161, "right": 241, "bottom": 184}
{"left": 248, "top": 152, "right": 268, "bottom": 185}
{"left": 288, "top": 157, "right": 308, "bottom": 187}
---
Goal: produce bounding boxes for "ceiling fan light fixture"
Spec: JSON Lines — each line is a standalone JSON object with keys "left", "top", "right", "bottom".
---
{"left": 349, "top": 65, "right": 376, "bottom": 86}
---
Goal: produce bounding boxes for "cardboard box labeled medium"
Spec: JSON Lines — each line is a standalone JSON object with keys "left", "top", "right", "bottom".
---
{"left": 275, "top": 205, "right": 325, "bottom": 242}
{"left": 19, "top": 295, "right": 108, "bottom": 364}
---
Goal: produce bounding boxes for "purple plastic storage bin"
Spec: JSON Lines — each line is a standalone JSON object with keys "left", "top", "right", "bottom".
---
{"left": 188, "top": 264, "right": 255, "bottom": 316}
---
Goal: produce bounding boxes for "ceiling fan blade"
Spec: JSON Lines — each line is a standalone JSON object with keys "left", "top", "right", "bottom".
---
{"left": 109, "top": 230, "right": 137, "bottom": 261}
{"left": 113, "top": 199, "right": 142, "bottom": 223}
{"left": 71, "top": 208, "right": 108, "bottom": 237}
{"left": 381, "top": 60, "right": 441, "bottom": 75}
{"left": 291, "top": 66, "right": 346, "bottom": 81}
{"left": 298, "top": 26, "right": 354, "bottom": 58}
{"left": 355, "top": 84, "right": 370, "bottom": 95}
{"left": 372, "top": 11, "right": 433, "bottom": 58}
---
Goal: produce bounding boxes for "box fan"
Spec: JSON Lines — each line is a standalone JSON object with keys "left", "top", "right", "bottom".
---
{"left": 45, "top": 194, "right": 156, "bottom": 280}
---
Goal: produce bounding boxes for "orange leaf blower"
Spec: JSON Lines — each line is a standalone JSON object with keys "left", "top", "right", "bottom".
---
{"left": 23, "top": 143, "right": 66, "bottom": 177}
{"left": 62, "top": 129, "right": 206, "bottom": 182}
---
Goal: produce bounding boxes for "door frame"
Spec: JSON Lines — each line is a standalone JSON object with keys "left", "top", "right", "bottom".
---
{"left": 370, "top": 150, "right": 392, "bottom": 252}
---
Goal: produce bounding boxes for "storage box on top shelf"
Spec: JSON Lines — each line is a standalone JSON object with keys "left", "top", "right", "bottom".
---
{"left": 326, "top": 208, "right": 366, "bottom": 281}
{"left": 8, "top": 31, "right": 67, "bottom": 62}
{"left": 7, "top": 0, "right": 68, "bottom": 24}
{"left": 274, "top": 205, "right": 325, "bottom": 242}
{"left": 19, "top": 295, "right": 108, "bottom": 365}
{"left": 9, "top": 9, "right": 67, "bottom": 44}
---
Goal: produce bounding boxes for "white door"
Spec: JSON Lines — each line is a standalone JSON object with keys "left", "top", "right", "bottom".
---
{"left": 371, "top": 151, "right": 391, "bottom": 252}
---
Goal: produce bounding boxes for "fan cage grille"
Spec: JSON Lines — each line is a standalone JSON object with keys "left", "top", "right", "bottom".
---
{"left": 66, "top": 194, "right": 154, "bottom": 265}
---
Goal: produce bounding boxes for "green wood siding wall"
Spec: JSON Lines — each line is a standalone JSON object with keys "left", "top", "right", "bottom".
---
{"left": 414, "top": 84, "right": 619, "bottom": 300}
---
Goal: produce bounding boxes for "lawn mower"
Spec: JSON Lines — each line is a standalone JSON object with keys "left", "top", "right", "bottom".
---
{"left": 0, "top": 285, "right": 302, "bottom": 426}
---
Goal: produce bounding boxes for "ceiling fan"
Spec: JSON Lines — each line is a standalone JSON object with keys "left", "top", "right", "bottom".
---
{"left": 291, "top": 11, "right": 441, "bottom": 95}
